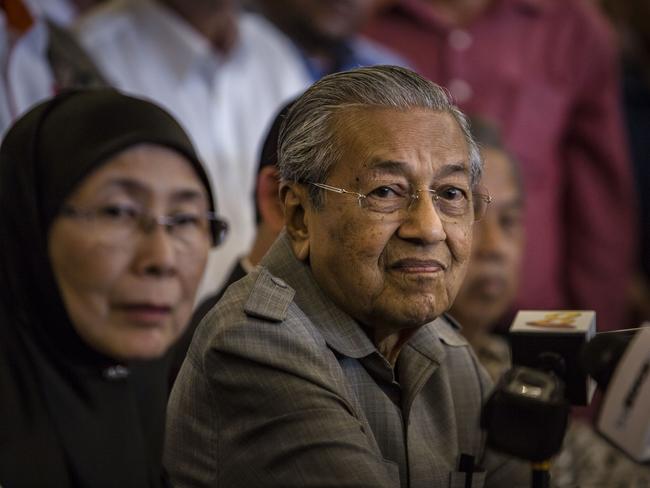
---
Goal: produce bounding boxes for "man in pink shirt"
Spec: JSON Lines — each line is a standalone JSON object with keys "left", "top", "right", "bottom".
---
{"left": 365, "top": 0, "right": 637, "bottom": 331}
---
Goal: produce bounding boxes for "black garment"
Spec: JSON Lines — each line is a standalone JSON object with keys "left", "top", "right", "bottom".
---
{"left": 622, "top": 60, "right": 650, "bottom": 279}
{"left": 168, "top": 261, "right": 248, "bottom": 391}
{"left": 0, "top": 89, "right": 214, "bottom": 487}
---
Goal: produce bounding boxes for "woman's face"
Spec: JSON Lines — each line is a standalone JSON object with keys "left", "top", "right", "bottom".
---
{"left": 48, "top": 144, "right": 211, "bottom": 361}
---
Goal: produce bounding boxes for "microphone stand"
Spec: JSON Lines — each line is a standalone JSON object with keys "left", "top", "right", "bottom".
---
{"left": 531, "top": 460, "right": 550, "bottom": 488}
{"left": 481, "top": 366, "right": 570, "bottom": 488}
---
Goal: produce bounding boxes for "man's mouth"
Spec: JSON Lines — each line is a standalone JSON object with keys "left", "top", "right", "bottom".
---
{"left": 390, "top": 258, "right": 447, "bottom": 273}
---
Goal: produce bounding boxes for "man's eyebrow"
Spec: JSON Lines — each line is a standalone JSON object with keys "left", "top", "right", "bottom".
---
{"left": 434, "top": 162, "right": 470, "bottom": 179}
{"left": 363, "top": 160, "right": 470, "bottom": 179}
{"left": 364, "top": 159, "right": 411, "bottom": 176}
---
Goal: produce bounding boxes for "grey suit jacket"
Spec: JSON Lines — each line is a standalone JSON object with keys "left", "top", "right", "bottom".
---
{"left": 165, "top": 233, "right": 529, "bottom": 488}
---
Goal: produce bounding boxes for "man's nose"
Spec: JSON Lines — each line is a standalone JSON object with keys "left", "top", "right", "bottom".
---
{"left": 397, "top": 193, "right": 447, "bottom": 244}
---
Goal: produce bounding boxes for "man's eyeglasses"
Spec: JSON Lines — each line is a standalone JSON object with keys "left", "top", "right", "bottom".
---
{"left": 60, "top": 205, "right": 228, "bottom": 249}
{"left": 311, "top": 182, "right": 491, "bottom": 223}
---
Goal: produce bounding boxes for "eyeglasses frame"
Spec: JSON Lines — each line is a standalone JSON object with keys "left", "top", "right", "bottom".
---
{"left": 310, "top": 182, "right": 492, "bottom": 223}
{"left": 60, "top": 205, "right": 229, "bottom": 247}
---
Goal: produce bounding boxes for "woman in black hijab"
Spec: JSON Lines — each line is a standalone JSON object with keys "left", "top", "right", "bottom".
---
{"left": 0, "top": 89, "right": 227, "bottom": 487}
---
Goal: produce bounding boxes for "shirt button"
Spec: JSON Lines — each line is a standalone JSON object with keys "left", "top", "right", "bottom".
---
{"left": 103, "top": 365, "right": 130, "bottom": 380}
{"left": 271, "top": 276, "right": 288, "bottom": 288}
{"left": 448, "top": 78, "right": 473, "bottom": 103}
{"left": 448, "top": 29, "right": 473, "bottom": 51}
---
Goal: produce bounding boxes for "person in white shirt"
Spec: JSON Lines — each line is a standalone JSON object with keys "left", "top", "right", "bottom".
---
{"left": 0, "top": 0, "right": 105, "bottom": 136}
{"left": 24, "top": 0, "right": 101, "bottom": 27}
{"left": 76, "top": 0, "right": 311, "bottom": 299}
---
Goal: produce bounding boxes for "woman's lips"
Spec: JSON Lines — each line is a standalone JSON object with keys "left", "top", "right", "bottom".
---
{"left": 116, "top": 304, "right": 172, "bottom": 325}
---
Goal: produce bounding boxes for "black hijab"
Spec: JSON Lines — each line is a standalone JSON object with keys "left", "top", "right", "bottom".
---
{"left": 0, "top": 89, "right": 216, "bottom": 487}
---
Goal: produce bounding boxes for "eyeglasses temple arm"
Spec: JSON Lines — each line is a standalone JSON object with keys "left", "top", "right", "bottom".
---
{"left": 312, "top": 183, "right": 347, "bottom": 194}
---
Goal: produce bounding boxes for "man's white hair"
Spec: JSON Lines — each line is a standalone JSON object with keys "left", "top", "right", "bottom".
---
{"left": 278, "top": 65, "right": 482, "bottom": 206}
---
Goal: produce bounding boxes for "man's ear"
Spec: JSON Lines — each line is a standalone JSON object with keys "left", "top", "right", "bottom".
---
{"left": 280, "top": 182, "right": 310, "bottom": 261}
{"left": 257, "top": 166, "right": 284, "bottom": 233}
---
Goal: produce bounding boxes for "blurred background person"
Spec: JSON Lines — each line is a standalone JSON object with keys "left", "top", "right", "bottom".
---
{"left": 250, "top": 0, "right": 406, "bottom": 80}
{"left": 74, "top": 0, "right": 310, "bottom": 301}
{"left": 599, "top": 0, "right": 650, "bottom": 326}
{"left": 0, "top": 89, "right": 225, "bottom": 486}
{"left": 22, "top": 0, "right": 105, "bottom": 27}
{"left": 449, "top": 117, "right": 650, "bottom": 487}
{"left": 0, "top": 0, "right": 107, "bottom": 135}
{"left": 449, "top": 117, "right": 524, "bottom": 382}
{"left": 364, "top": 0, "right": 637, "bottom": 333}
{"left": 168, "top": 99, "right": 294, "bottom": 389}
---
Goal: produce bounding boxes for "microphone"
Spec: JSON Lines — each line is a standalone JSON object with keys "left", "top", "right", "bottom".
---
{"left": 482, "top": 311, "right": 596, "bottom": 463}
{"left": 509, "top": 310, "right": 597, "bottom": 406}
{"left": 582, "top": 326, "right": 650, "bottom": 463}
{"left": 481, "top": 365, "right": 569, "bottom": 462}
{"left": 580, "top": 327, "right": 638, "bottom": 388}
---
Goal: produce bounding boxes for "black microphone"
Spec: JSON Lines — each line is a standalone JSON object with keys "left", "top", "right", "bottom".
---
{"left": 481, "top": 365, "right": 569, "bottom": 462}
{"left": 580, "top": 328, "right": 637, "bottom": 388}
{"left": 509, "top": 310, "right": 597, "bottom": 406}
{"left": 482, "top": 311, "right": 597, "bottom": 463}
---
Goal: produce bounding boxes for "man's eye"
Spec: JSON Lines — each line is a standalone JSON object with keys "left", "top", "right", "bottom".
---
{"left": 98, "top": 204, "right": 139, "bottom": 220}
{"left": 368, "top": 186, "right": 403, "bottom": 199}
{"left": 438, "top": 186, "right": 468, "bottom": 201}
{"left": 171, "top": 213, "right": 202, "bottom": 227}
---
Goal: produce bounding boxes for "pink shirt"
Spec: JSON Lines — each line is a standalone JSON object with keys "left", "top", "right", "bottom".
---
{"left": 365, "top": 0, "right": 637, "bottom": 331}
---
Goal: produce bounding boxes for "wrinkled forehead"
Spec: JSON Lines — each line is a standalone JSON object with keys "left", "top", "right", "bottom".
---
{"left": 329, "top": 106, "right": 471, "bottom": 181}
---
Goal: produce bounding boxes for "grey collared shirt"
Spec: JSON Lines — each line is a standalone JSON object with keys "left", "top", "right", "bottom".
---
{"left": 165, "top": 233, "right": 529, "bottom": 488}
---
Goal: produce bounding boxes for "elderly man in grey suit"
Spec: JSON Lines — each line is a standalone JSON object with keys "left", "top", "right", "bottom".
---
{"left": 165, "top": 65, "right": 529, "bottom": 488}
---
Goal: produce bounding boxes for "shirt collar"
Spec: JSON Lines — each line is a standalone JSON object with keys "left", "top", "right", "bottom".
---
{"left": 299, "top": 41, "right": 357, "bottom": 81}
{"left": 132, "top": 0, "right": 222, "bottom": 83}
{"left": 262, "top": 233, "right": 377, "bottom": 359}
{"left": 408, "top": 314, "right": 467, "bottom": 362}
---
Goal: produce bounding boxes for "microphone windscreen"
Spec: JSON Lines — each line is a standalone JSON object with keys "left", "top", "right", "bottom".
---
{"left": 481, "top": 366, "right": 570, "bottom": 461}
